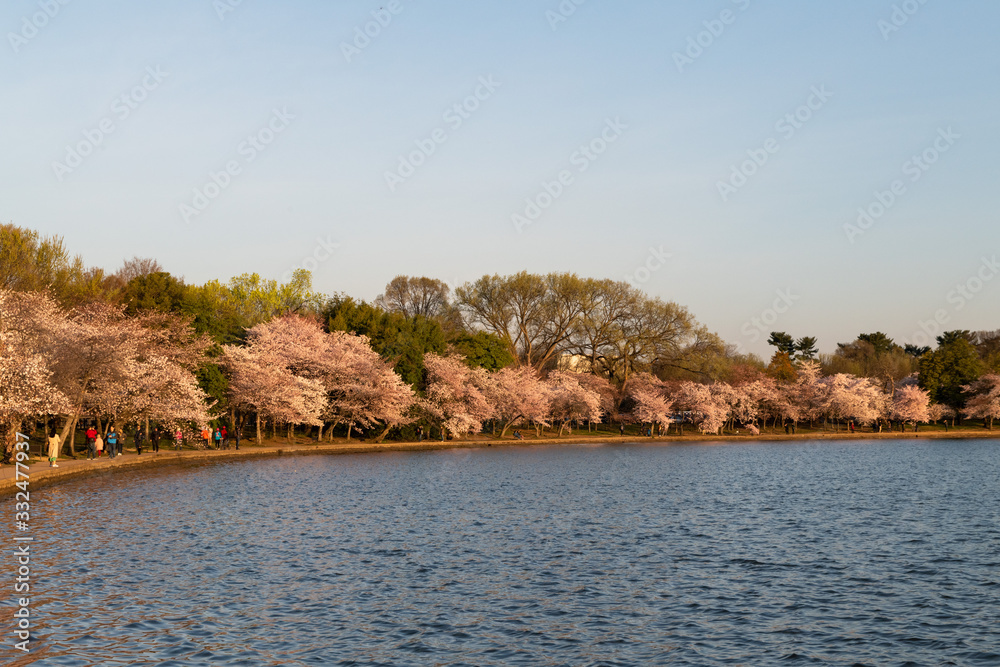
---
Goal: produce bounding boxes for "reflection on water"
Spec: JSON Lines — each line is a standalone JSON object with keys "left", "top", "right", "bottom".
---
{"left": 2, "top": 439, "right": 999, "bottom": 665}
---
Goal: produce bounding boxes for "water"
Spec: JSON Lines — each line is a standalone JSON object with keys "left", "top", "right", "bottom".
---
{"left": 3, "top": 439, "right": 999, "bottom": 665}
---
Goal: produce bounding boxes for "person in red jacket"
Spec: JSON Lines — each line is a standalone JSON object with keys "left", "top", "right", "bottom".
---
{"left": 85, "top": 426, "right": 98, "bottom": 459}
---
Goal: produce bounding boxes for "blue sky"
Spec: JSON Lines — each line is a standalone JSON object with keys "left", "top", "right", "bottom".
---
{"left": 2, "top": 0, "right": 998, "bottom": 357}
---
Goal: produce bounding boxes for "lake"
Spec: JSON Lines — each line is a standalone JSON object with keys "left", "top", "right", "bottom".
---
{"left": 3, "top": 438, "right": 999, "bottom": 665}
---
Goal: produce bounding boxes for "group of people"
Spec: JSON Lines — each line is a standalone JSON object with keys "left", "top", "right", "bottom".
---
{"left": 198, "top": 425, "right": 239, "bottom": 450}
{"left": 44, "top": 422, "right": 242, "bottom": 465}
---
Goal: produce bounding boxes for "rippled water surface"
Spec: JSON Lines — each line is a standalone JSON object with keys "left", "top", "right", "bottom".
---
{"left": 3, "top": 439, "right": 1000, "bottom": 665}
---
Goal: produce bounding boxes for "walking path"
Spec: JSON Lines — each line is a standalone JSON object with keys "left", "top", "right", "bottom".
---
{"left": 2, "top": 429, "right": 995, "bottom": 497}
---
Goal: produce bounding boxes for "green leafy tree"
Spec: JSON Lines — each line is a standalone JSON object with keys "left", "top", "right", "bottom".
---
{"left": 450, "top": 331, "right": 515, "bottom": 371}
{"left": 972, "top": 330, "right": 1000, "bottom": 373}
{"left": 919, "top": 333, "right": 984, "bottom": 412}
{"left": 324, "top": 296, "right": 448, "bottom": 385}
{"left": 856, "top": 332, "right": 897, "bottom": 356}
{"left": 936, "top": 330, "right": 973, "bottom": 347}
{"left": 767, "top": 332, "right": 796, "bottom": 357}
{"left": 794, "top": 336, "right": 818, "bottom": 361}
{"left": 121, "top": 271, "right": 187, "bottom": 315}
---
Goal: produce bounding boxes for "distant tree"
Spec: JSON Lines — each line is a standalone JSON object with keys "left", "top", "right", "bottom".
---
{"left": 794, "top": 336, "right": 818, "bottom": 361}
{"left": 904, "top": 344, "right": 931, "bottom": 358}
{"left": 830, "top": 333, "right": 915, "bottom": 395}
{"left": 856, "top": 332, "right": 897, "bottom": 356}
{"left": 972, "top": 330, "right": 1000, "bottom": 373}
{"left": 457, "top": 271, "right": 585, "bottom": 371}
{"left": 936, "top": 330, "right": 973, "bottom": 347}
{"left": 766, "top": 351, "right": 797, "bottom": 383}
{"left": 116, "top": 256, "right": 163, "bottom": 284}
{"left": 767, "top": 332, "right": 796, "bottom": 357}
{"left": 121, "top": 271, "right": 187, "bottom": 315}
{"left": 0, "top": 223, "right": 112, "bottom": 306}
{"left": 324, "top": 295, "right": 447, "bottom": 385}
{"left": 919, "top": 336, "right": 984, "bottom": 413}
{"left": 449, "top": 331, "right": 515, "bottom": 371}
{"left": 376, "top": 276, "right": 451, "bottom": 320}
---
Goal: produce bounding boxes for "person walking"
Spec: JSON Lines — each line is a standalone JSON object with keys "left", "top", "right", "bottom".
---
{"left": 106, "top": 428, "right": 119, "bottom": 459}
{"left": 87, "top": 427, "right": 98, "bottom": 459}
{"left": 135, "top": 425, "right": 144, "bottom": 455}
{"left": 151, "top": 426, "right": 161, "bottom": 453}
{"left": 233, "top": 427, "right": 240, "bottom": 451}
{"left": 221, "top": 426, "right": 228, "bottom": 449}
{"left": 213, "top": 428, "right": 222, "bottom": 449}
{"left": 201, "top": 426, "right": 211, "bottom": 449}
{"left": 95, "top": 433, "right": 104, "bottom": 458}
{"left": 47, "top": 429, "right": 61, "bottom": 468}
{"left": 174, "top": 428, "right": 184, "bottom": 451}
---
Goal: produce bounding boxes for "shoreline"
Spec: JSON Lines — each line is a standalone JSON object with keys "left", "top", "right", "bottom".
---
{"left": 3, "top": 429, "right": 997, "bottom": 497}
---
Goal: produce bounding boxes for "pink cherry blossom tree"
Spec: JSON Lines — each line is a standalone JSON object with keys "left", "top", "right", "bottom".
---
{"left": 891, "top": 385, "right": 931, "bottom": 429}
{"left": 962, "top": 375, "right": 1000, "bottom": 429}
{"left": 623, "top": 372, "right": 673, "bottom": 434}
{"left": 221, "top": 345, "right": 325, "bottom": 443}
{"left": 546, "top": 370, "right": 604, "bottom": 436}
{"left": 675, "top": 381, "right": 728, "bottom": 435}
{"left": 0, "top": 290, "right": 71, "bottom": 459}
{"left": 325, "top": 331, "right": 414, "bottom": 441}
{"left": 423, "top": 353, "right": 494, "bottom": 438}
{"left": 485, "top": 365, "right": 551, "bottom": 438}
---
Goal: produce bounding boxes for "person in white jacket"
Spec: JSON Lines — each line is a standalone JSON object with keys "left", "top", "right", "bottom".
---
{"left": 47, "top": 430, "right": 61, "bottom": 468}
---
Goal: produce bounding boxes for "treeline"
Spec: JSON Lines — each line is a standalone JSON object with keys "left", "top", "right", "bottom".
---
{"left": 2, "top": 223, "right": 999, "bottom": 458}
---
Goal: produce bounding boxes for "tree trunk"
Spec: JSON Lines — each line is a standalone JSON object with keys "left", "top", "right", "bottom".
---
{"left": 60, "top": 413, "right": 80, "bottom": 456}
{"left": 255, "top": 412, "right": 262, "bottom": 445}
{"left": 375, "top": 424, "right": 392, "bottom": 443}
{"left": 346, "top": 423, "right": 352, "bottom": 441}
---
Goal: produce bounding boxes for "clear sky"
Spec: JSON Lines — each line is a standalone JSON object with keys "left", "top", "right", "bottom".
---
{"left": 3, "top": 0, "right": 998, "bottom": 357}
